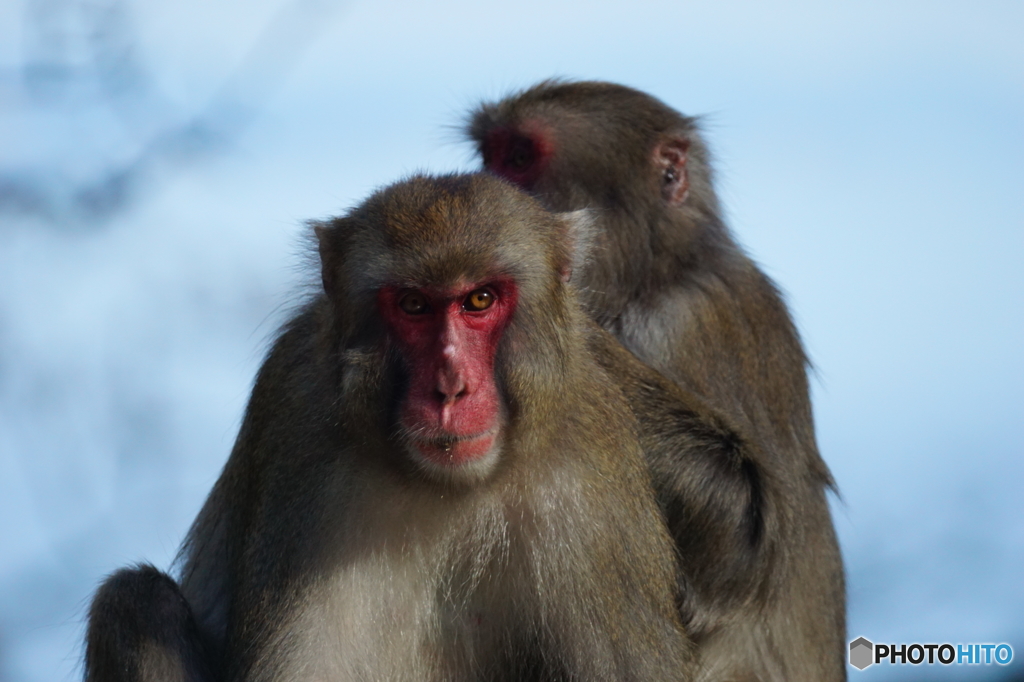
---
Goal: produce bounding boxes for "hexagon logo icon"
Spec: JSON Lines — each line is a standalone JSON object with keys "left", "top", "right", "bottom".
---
{"left": 849, "top": 637, "right": 874, "bottom": 670}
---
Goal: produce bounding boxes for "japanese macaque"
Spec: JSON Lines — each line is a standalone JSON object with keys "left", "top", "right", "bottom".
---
{"left": 85, "top": 173, "right": 698, "bottom": 682}
{"left": 468, "top": 80, "right": 846, "bottom": 682}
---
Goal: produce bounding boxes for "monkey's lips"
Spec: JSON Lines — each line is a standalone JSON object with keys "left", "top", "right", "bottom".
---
{"left": 409, "top": 427, "right": 499, "bottom": 467}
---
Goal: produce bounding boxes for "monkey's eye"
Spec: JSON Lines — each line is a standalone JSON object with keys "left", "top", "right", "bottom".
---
{"left": 398, "top": 291, "right": 430, "bottom": 315}
{"left": 464, "top": 289, "right": 495, "bottom": 312}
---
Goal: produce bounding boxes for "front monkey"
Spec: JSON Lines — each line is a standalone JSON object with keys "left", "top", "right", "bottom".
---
{"left": 86, "top": 174, "right": 693, "bottom": 682}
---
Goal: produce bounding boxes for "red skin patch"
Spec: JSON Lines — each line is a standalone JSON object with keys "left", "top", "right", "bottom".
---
{"left": 481, "top": 121, "right": 554, "bottom": 191}
{"left": 378, "top": 280, "right": 518, "bottom": 467}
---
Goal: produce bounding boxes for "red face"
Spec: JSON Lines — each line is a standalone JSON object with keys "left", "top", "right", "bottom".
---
{"left": 378, "top": 280, "right": 518, "bottom": 471}
{"left": 481, "top": 122, "right": 553, "bottom": 191}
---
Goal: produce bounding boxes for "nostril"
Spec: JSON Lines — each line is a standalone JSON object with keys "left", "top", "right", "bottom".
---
{"left": 436, "top": 384, "right": 468, "bottom": 404}
{"left": 437, "top": 385, "right": 468, "bottom": 403}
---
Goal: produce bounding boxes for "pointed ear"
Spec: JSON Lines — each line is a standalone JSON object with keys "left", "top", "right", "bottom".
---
{"left": 312, "top": 219, "right": 343, "bottom": 297}
{"left": 557, "top": 209, "right": 596, "bottom": 283}
{"left": 654, "top": 137, "right": 690, "bottom": 206}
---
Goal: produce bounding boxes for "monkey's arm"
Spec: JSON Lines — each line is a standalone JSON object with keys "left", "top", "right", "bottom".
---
{"left": 587, "top": 324, "right": 779, "bottom": 634}
{"left": 80, "top": 313, "right": 316, "bottom": 682}
{"left": 82, "top": 321, "right": 308, "bottom": 682}
{"left": 518, "top": 356, "right": 696, "bottom": 682}
{"left": 85, "top": 565, "right": 216, "bottom": 682}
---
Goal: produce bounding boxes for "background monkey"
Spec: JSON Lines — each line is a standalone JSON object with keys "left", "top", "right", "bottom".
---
{"left": 86, "top": 173, "right": 696, "bottom": 682}
{"left": 469, "top": 80, "right": 846, "bottom": 682}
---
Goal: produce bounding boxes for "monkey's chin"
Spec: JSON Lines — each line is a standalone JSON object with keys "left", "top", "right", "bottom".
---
{"left": 407, "top": 429, "right": 502, "bottom": 483}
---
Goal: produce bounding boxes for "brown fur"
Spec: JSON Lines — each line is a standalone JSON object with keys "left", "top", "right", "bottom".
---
{"left": 468, "top": 80, "right": 846, "bottom": 682}
{"left": 87, "top": 173, "right": 697, "bottom": 681}
{"left": 85, "top": 564, "right": 214, "bottom": 682}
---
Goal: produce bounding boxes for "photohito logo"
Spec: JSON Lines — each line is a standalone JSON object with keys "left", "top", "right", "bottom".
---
{"left": 849, "top": 637, "right": 1014, "bottom": 671}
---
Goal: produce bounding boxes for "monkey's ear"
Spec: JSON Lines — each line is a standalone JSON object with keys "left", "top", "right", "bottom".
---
{"left": 313, "top": 220, "right": 341, "bottom": 297}
{"left": 655, "top": 137, "right": 690, "bottom": 206}
{"left": 557, "top": 209, "right": 596, "bottom": 283}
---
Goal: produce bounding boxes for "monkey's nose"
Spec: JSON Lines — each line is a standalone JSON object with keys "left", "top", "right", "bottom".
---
{"left": 436, "top": 369, "right": 469, "bottom": 403}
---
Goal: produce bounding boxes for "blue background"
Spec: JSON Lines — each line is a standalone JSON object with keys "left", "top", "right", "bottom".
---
{"left": 0, "top": 1, "right": 1021, "bottom": 680}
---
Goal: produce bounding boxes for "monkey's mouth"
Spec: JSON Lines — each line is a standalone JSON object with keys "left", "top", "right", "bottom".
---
{"left": 407, "top": 427, "right": 499, "bottom": 467}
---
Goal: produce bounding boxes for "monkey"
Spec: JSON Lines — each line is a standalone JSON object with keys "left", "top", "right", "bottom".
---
{"left": 85, "top": 172, "right": 699, "bottom": 682}
{"left": 467, "top": 80, "right": 846, "bottom": 682}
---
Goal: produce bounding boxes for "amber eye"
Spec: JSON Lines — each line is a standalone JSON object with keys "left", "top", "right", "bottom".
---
{"left": 398, "top": 291, "right": 429, "bottom": 315}
{"left": 464, "top": 288, "right": 494, "bottom": 311}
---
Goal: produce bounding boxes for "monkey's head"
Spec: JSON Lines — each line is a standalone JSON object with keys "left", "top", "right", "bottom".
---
{"left": 468, "top": 80, "right": 723, "bottom": 212}
{"left": 315, "top": 174, "right": 589, "bottom": 483}
{"left": 467, "top": 80, "right": 725, "bottom": 319}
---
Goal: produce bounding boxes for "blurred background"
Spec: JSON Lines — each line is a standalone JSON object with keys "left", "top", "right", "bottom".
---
{"left": 0, "top": 0, "right": 1021, "bottom": 680}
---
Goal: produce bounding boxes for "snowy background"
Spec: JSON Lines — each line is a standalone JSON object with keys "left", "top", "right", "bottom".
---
{"left": 0, "top": 0, "right": 1021, "bottom": 680}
